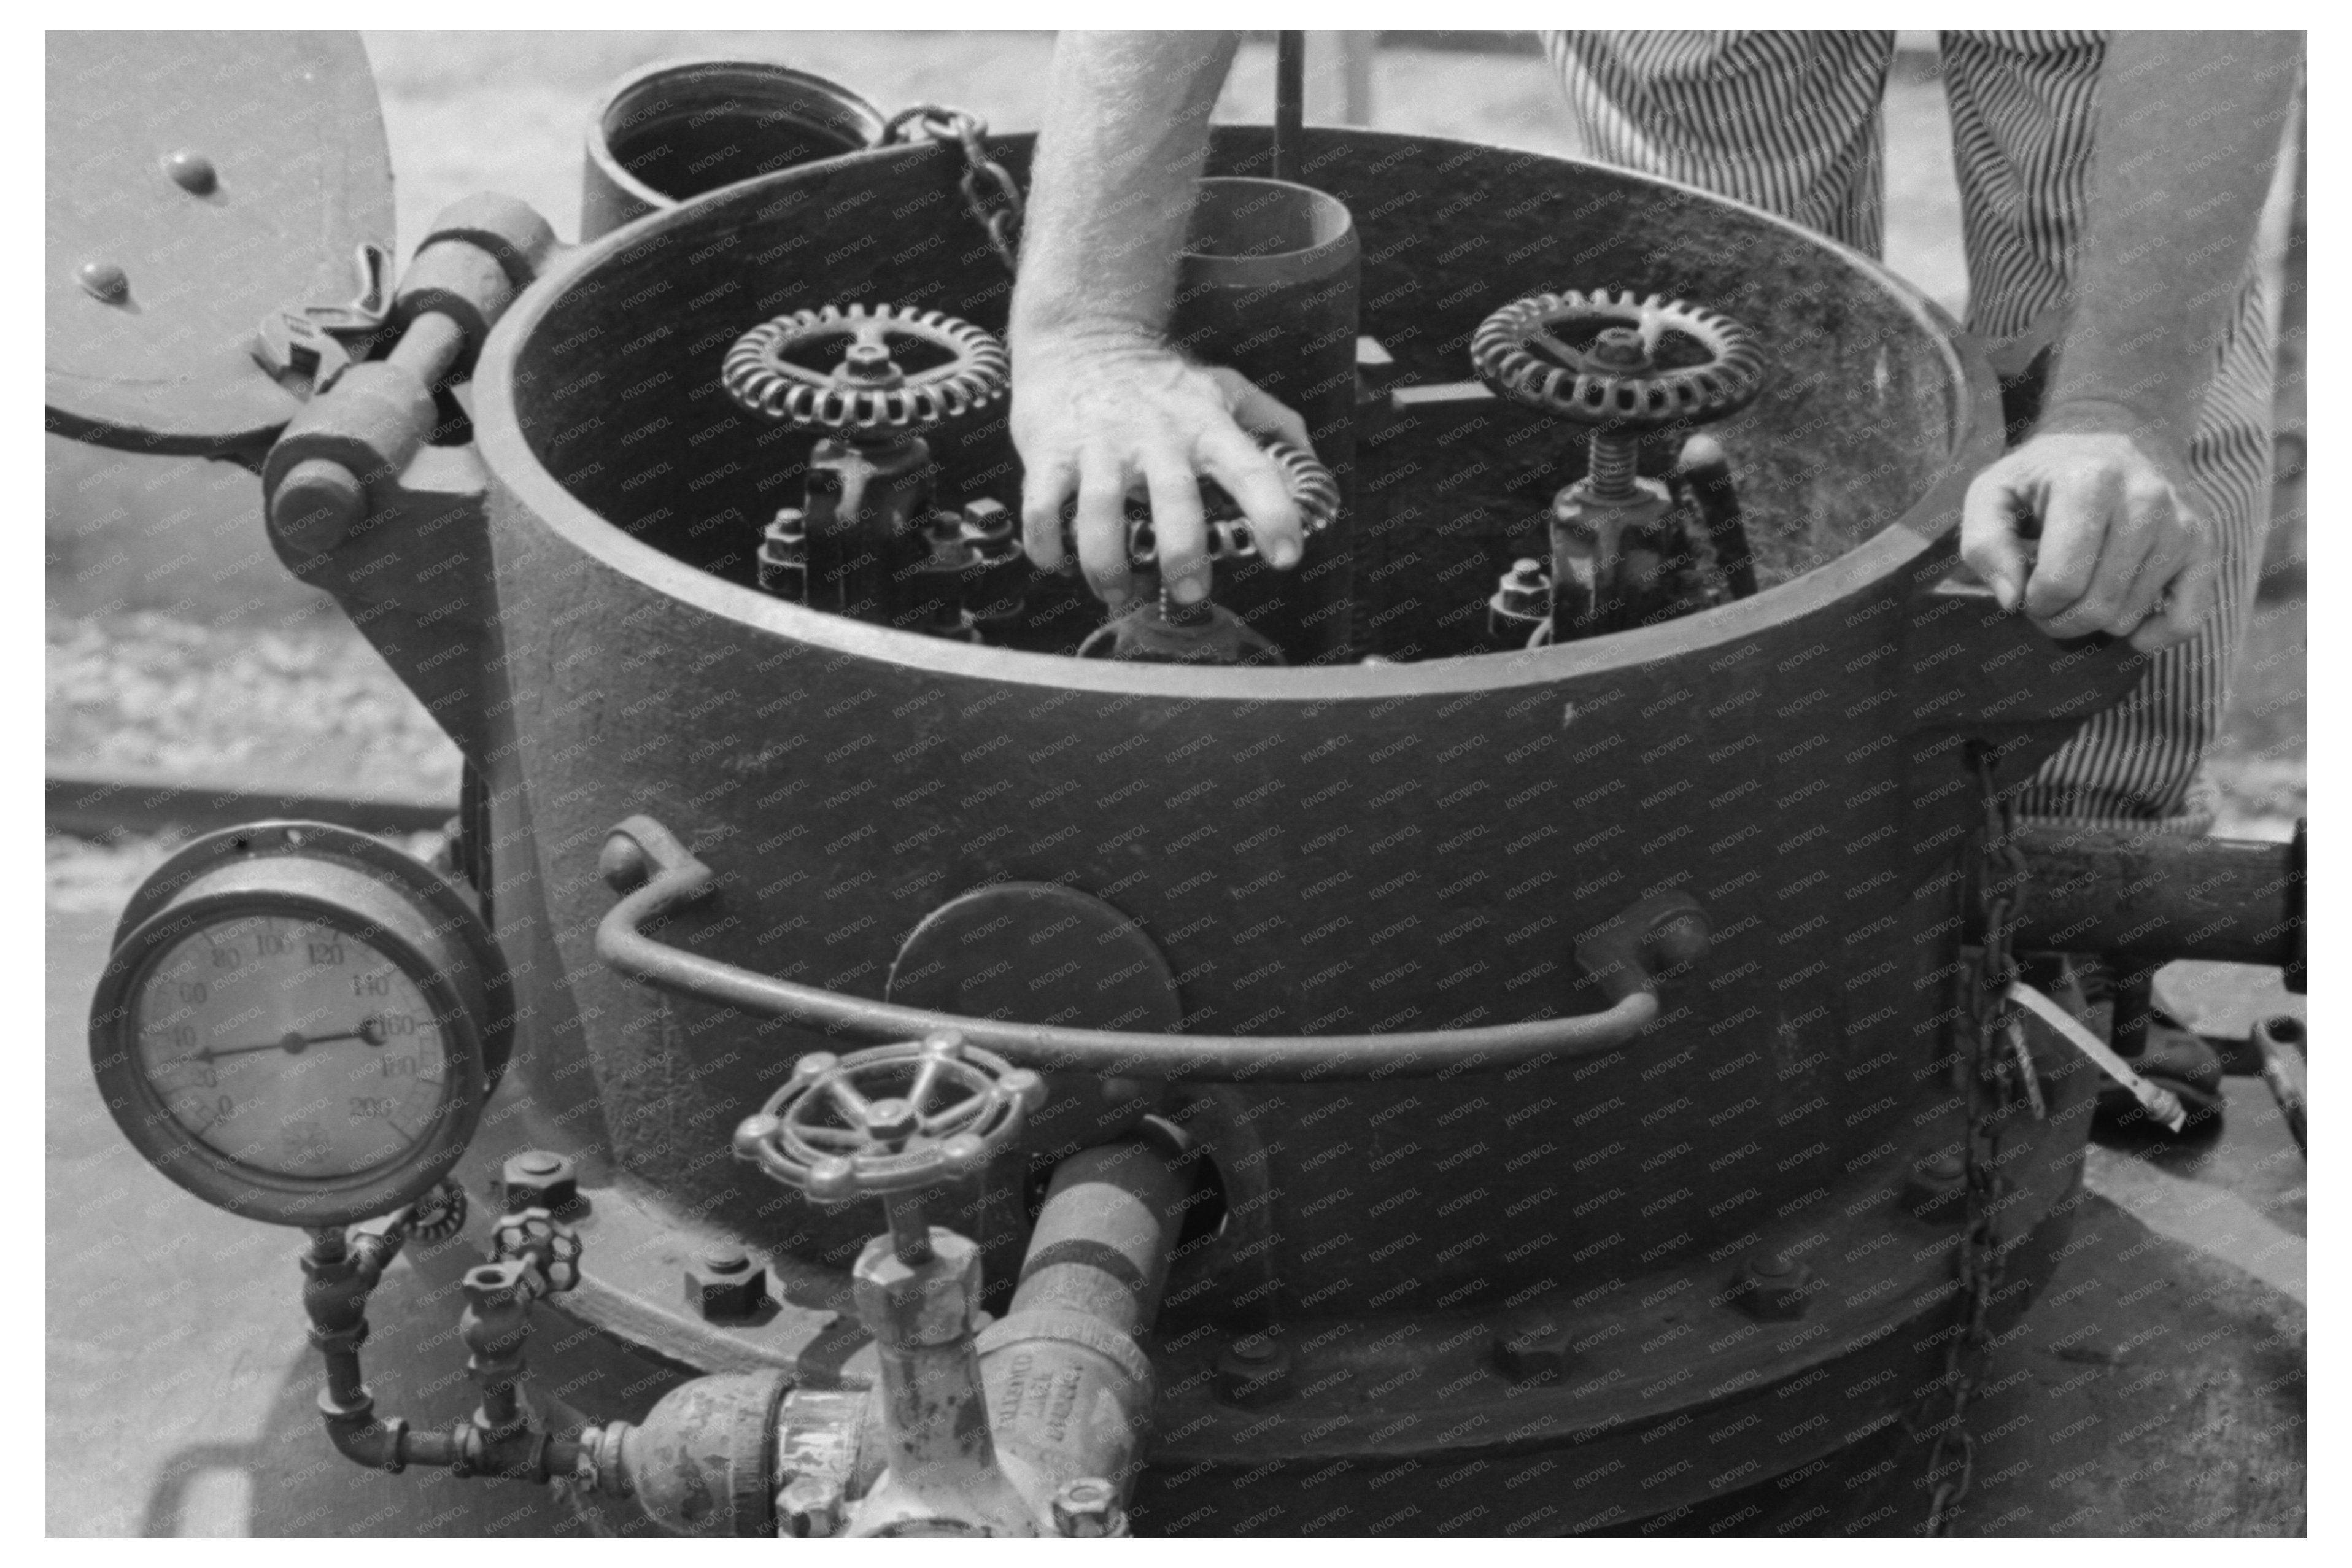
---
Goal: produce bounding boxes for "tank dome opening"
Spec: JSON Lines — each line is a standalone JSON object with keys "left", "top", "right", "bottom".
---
{"left": 514, "top": 129, "right": 1968, "bottom": 665}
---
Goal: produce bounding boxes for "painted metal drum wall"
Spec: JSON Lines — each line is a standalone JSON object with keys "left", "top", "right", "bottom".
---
{"left": 472, "top": 129, "right": 2097, "bottom": 1321}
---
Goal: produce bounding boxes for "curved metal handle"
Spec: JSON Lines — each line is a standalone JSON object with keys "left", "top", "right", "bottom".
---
{"left": 595, "top": 816, "right": 1708, "bottom": 1082}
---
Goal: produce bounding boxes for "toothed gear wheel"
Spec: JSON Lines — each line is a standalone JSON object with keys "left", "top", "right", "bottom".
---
{"left": 722, "top": 303, "right": 1008, "bottom": 436}
{"left": 408, "top": 1180, "right": 467, "bottom": 1244}
{"left": 1113, "top": 437, "right": 1343, "bottom": 566}
{"left": 1471, "top": 288, "right": 1764, "bottom": 430}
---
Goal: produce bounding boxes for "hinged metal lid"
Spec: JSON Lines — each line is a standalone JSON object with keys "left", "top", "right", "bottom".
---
{"left": 46, "top": 32, "right": 394, "bottom": 455}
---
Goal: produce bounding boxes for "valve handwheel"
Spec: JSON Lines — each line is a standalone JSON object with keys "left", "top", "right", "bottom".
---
{"left": 734, "top": 1032, "right": 1044, "bottom": 1203}
{"left": 1471, "top": 288, "right": 1763, "bottom": 432}
{"left": 722, "top": 303, "right": 1009, "bottom": 438}
{"left": 1104, "top": 436, "right": 1343, "bottom": 568}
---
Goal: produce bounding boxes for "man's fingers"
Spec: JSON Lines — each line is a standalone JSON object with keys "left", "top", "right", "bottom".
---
{"left": 1145, "top": 452, "right": 1212, "bottom": 604}
{"left": 2022, "top": 468, "right": 2122, "bottom": 622}
{"left": 2114, "top": 519, "right": 2191, "bottom": 636}
{"left": 1200, "top": 427, "right": 1304, "bottom": 569}
{"left": 2131, "top": 549, "right": 2222, "bottom": 652}
{"left": 1074, "top": 454, "right": 1135, "bottom": 608}
{"left": 1021, "top": 453, "right": 1079, "bottom": 572}
{"left": 1207, "top": 367, "right": 1313, "bottom": 453}
{"left": 1959, "top": 464, "right": 2035, "bottom": 612}
{"left": 2046, "top": 499, "right": 2161, "bottom": 638}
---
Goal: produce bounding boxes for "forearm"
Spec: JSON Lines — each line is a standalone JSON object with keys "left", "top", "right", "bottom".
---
{"left": 1010, "top": 31, "right": 1238, "bottom": 350}
{"left": 2044, "top": 30, "right": 2299, "bottom": 450}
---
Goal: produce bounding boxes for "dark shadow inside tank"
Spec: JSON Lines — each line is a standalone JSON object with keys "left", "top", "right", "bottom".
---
{"left": 516, "top": 128, "right": 1962, "bottom": 662}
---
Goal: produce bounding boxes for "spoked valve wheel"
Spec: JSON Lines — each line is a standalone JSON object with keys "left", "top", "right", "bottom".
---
{"left": 1076, "top": 435, "right": 1344, "bottom": 570}
{"left": 722, "top": 303, "right": 1009, "bottom": 437}
{"left": 1471, "top": 288, "right": 1764, "bottom": 433}
{"left": 733, "top": 1032, "right": 1044, "bottom": 1203}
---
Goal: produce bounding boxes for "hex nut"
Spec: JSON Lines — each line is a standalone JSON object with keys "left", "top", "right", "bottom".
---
{"left": 1733, "top": 1253, "right": 1812, "bottom": 1321}
{"left": 1494, "top": 1311, "right": 1575, "bottom": 1382}
{"left": 778, "top": 1474, "right": 843, "bottom": 1538}
{"left": 1213, "top": 1333, "right": 1294, "bottom": 1407}
{"left": 1051, "top": 1477, "right": 1127, "bottom": 1538}
{"left": 687, "top": 1251, "right": 768, "bottom": 1322}
{"left": 1901, "top": 1149, "right": 1968, "bottom": 1227}
{"left": 502, "top": 1149, "right": 581, "bottom": 1215}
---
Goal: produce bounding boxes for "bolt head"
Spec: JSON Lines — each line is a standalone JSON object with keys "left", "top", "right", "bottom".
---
{"left": 1051, "top": 1477, "right": 1124, "bottom": 1538}
{"left": 1735, "top": 1253, "right": 1812, "bottom": 1321}
{"left": 598, "top": 833, "right": 651, "bottom": 895}
{"left": 76, "top": 260, "right": 129, "bottom": 303}
{"left": 1215, "top": 1334, "right": 1294, "bottom": 1406}
{"left": 1588, "top": 326, "right": 1650, "bottom": 370}
{"left": 1902, "top": 1149, "right": 1969, "bottom": 1226}
{"left": 501, "top": 1150, "right": 579, "bottom": 1214}
{"left": 1495, "top": 1313, "right": 1576, "bottom": 1380}
{"left": 162, "top": 149, "right": 217, "bottom": 194}
{"left": 778, "top": 1474, "right": 843, "bottom": 1538}
{"left": 686, "top": 1253, "right": 768, "bottom": 1321}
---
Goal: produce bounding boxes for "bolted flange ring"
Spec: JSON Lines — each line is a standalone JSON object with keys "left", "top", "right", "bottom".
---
{"left": 1471, "top": 288, "right": 1764, "bottom": 431}
{"left": 722, "top": 302, "right": 1008, "bottom": 438}
{"left": 733, "top": 1032, "right": 1043, "bottom": 1202}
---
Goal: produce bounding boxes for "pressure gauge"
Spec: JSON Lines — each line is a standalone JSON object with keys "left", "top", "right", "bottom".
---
{"left": 89, "top": 821, "right": 512, "bottom": 1228}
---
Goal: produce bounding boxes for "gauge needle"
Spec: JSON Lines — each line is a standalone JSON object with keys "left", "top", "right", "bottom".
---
{"left": 172, "top": 1020, "right": 387, "bottom": 1064}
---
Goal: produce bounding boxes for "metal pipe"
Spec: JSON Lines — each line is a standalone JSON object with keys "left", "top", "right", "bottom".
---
{"left": 1677, "top": 433, "right": 1755, "bottom": 598}
{"left": 1274, "top": 32, "right": 1305, "bottom": 183}
{"left": 1010, "top": 1140, "right": 1188, "bottom": 1333}
{"left": 598, "top": 815, "right": 1700, "bottom": 1079}
{"left": 2012, "top": 822, "right": 2304, "bottom": 968}
{"left": 385, "top": 309, "right": 469, "bottom": 388}
{"left": 978, "top": 1138, "right": 1190, "bottom": 1518}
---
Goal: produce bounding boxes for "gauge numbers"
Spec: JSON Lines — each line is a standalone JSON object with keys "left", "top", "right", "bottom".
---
{"left": 133, "top": 914, "right": 449, "bottom": 1181}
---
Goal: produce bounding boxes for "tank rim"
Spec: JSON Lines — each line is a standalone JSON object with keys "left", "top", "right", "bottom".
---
{"left": 478, "top": 131, "right": 2003, "bottom": 703}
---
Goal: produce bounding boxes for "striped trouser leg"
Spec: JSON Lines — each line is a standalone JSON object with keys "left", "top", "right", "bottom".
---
{"left": 1542, "top": 31, "right": 1896, "bottom": 255}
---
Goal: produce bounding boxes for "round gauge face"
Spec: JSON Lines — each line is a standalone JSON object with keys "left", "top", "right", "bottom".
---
{"left": 130, "top": 913, "right": 454, "bottom": 1181}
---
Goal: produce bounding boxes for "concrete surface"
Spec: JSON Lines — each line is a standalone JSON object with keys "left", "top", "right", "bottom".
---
{"left": 45, "top": 893, "right": 2304, "bottom": 1536}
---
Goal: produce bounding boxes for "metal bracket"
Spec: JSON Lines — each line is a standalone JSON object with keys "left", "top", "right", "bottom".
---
{"left": 252, "top": 241, "right": 395, "bottom": 395}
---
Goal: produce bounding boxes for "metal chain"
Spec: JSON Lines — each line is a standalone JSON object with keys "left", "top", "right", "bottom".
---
{"left": 886, "top": 104, "right": 1024, "bottom": 278}
{"left": 1919, "top": 745, "right": 2033, "bottom": 1535}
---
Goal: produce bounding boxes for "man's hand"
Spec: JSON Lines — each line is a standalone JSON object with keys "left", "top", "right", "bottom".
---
{"left": 1013, "top": 330, "right": 1311, "bottom": 608}
{"left": 1960, "top": 410, "right": 2218, "bottom": 654}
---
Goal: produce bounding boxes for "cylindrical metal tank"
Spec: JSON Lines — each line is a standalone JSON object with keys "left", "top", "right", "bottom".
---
{"left": 409, "top": 126, "right": 2138, "bottom": 1531}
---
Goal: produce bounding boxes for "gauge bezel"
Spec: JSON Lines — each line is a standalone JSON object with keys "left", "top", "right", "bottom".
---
{"left": 88, "top": 822, "right": 509, "bottom": 1227}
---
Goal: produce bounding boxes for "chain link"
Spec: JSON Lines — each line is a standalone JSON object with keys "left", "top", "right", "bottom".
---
{"left": 1919, "top": 744, "right": 2034, "bottom": 1535}
{"left": 887, "top": 104, "right": 1024, "bottom": 278}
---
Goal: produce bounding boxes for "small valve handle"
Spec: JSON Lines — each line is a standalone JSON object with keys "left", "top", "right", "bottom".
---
{"left": 1471, "top": 288, "right": 1763, "bottom": 431}
{"left": 722, "top": 303, "right": 1009, "bottom": 438}
{"left": 734, "top": 1032, "right": 1044, "bottom": 1202}
{"left": 1062, "top": 436, "right": 1342, "bottom": 569}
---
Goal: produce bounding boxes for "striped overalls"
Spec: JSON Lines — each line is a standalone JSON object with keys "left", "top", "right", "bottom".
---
{"left": 1544, "top": 30, "right": 2276, "bottom": 829}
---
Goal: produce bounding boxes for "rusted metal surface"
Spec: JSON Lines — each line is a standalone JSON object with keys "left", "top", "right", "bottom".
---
{"left": 45, "top": 33, "right": 393, "bottom": 454}
{"left": 2013, "top": 824, "right": 2303, "bottom": 968}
